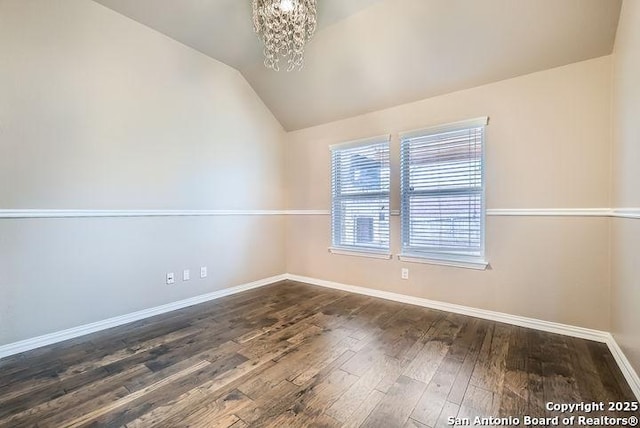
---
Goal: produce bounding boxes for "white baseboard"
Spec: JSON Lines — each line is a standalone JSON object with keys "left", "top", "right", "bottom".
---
{"left": 0, "top": 274, "right": 287, "bottom": 359}
{"left": 605, "top": 334, "right": 640, "bottom": 400}
{"left": 285, "top": 274, "right": 639, "bottom": 400}
{"left": 1, "top": 272, "right": 638, "bottom": 401}
{"left": 285, "top": 274, "right": 610, "bottom": 342}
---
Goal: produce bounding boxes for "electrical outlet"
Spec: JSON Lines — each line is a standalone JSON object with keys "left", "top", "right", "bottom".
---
{"left": 166, "top": 272, "right": 175, "bottom": 285}
{"left": 183, "top": 269, "right": 190, "bottom": 281}
{"left": 401, "top": 268, "right": 409, "bottom": 280}
{"left": 200, "top": 266, "right": 207, "bottom": 278}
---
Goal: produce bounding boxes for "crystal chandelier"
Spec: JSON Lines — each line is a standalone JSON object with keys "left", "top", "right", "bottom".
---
{"left": 252, "top": 0, "right": 317, "bottom": 71}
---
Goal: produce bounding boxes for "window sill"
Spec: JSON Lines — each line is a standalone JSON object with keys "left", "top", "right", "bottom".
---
{"left": 328, "top": 247, "right": 392, "bottom": 260}
{"left": 398, "top": 254, "right": 488, "bottom": 270}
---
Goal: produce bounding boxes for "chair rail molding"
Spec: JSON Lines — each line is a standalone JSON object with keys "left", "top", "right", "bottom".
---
{"left": 2, "top": 208, "right": 639, "bottom": 219}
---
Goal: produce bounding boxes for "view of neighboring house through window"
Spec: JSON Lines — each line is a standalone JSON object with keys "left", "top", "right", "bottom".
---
{"left": 400, "top": 118, "right": 487, "bottom": 265}
{"left": 331, "top": 137, "right": 390, "bottom": 253}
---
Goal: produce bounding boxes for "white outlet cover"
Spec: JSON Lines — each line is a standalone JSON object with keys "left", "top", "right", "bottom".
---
{"left": 401, "top": 268, "right": 409, "bottom": 280}
{"left": 183, "top": 269, "right": 190, "bottom": 281}
{"left": 200, "top": 266, "right": 207, "bottom": 278}
{"left": 166, "top": 272, "right": 175, "bottom": 285}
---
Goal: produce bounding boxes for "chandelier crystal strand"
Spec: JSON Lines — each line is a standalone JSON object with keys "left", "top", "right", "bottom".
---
{"left": 252, "top": 0, "right": 317, "bottom": 71}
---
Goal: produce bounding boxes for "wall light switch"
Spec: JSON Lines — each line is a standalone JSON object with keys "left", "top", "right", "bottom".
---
{"left": 166, "top": 272, "right": 175, "bottom": 285}
{"left": 401, "top": 268, "right": 409, "bottom": 280}
{"left": 183, "top": 269, "right": 190, "bottom": 281}
{"left": 200, "top": 266, "right": 207, "bottom": 278}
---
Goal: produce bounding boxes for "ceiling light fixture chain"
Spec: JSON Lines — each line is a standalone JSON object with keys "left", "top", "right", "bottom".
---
{"left": 252, "top": 0, "right": 317, "bottom": 71}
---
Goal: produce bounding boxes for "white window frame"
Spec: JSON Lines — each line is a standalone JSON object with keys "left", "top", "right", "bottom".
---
{"left": 399, "top": 117, "right": 488, "bottom": 270}
{"left": 329, "top": 135, "right": 391, "bottom": 259}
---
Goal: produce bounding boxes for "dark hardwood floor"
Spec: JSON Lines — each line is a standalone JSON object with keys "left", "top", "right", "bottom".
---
{"left": 0, "top": 280, "right": 637, "bottom": 427}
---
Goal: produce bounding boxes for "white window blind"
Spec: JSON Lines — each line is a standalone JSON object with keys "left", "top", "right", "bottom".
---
{"left": 331, "top": 138, "right": 390, "bottom": 252}
{"left": 400, "top": 120, "right": 486, "bottom": 262}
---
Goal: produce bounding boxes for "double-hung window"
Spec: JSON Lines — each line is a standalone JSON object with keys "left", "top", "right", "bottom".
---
{"left": 330, "top": 136, "right": 391, "bottom": 257}
{"left": 400, "top": 118, "right": 488, "bottom": 269}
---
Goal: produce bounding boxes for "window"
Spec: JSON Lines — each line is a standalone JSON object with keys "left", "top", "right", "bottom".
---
{"left": 400, "top": 118, "right": 487, "bottom": 269}
{"left": 331, "top": 136, "right": 390, "bottom": 256}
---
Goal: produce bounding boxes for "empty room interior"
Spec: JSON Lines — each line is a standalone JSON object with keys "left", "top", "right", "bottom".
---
{"left": 1, "top": 0, "right": 639, "bottom": 426}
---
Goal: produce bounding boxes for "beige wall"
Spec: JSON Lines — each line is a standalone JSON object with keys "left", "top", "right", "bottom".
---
{"left": 286, "top": 57, "right": 613, "bottom": 330}
{"left": 611, "top": 0, "right": 640, "bottom": 374}
{"left": 0, "top": 0, "right": 285, "bottom": 345}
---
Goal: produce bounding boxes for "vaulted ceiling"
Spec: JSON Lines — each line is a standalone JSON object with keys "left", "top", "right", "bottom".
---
{"left": 94, "top": 0, "right": 622, "bottom": 131}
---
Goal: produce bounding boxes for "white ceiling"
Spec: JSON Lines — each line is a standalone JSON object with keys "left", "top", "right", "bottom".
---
{"left": 94, "top": 0, "right": 621, "bottom": 131}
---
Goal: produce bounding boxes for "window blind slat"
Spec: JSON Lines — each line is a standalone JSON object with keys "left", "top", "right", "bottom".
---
{"left": 401, "top": 125, "right": 485, "bottom": 259}
{"left": 332, "top": 140, "right": 390, "bottom": 251}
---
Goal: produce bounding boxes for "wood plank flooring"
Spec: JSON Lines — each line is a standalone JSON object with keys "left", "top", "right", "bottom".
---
{"left": 0, "top": 280, "right": 637, "bottom": 427}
